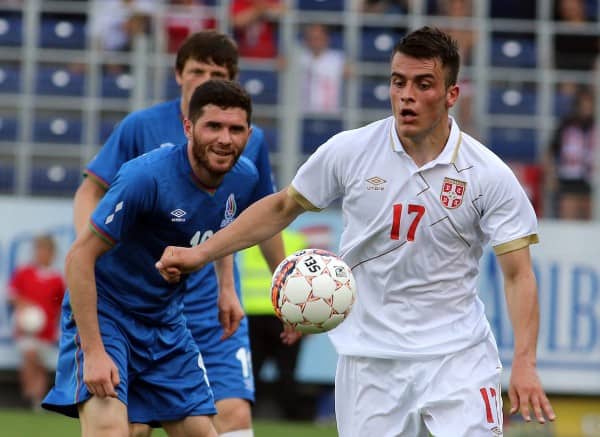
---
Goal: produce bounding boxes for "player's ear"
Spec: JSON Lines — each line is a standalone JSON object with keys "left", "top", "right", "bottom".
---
{"left": 446, "top": 83, "right": 459, "bottom": 109}
{"left": 183, "top": 118, "right": 193, "bottom": 139}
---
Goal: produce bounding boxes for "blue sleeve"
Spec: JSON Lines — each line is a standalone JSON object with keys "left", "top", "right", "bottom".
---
{"left": 85, "top": 114, "right": 144, "bottom": 188}
{"left": 90, "top": 161, "right": 156, "bottom": 245}
{"left": 248, "top": 126, "right": 277, "bottom": 195}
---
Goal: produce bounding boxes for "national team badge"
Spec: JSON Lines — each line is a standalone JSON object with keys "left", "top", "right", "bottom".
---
{"left": 440, "top": 177, "right": 466, "bottom": 209}
{"left": 220, "top": 193, "right": 237, "bottom": 227}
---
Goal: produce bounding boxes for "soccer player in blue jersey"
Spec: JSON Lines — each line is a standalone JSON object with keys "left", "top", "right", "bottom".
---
{"left": 72, "top": 31, "right": 287, "bottom": 436}
{"left": 43, "top": 79, "right": 264, "bottom": 436}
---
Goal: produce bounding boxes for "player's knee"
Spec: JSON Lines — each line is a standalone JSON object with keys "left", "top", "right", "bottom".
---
{"left": 79, "top": 397, "right": 129, "bottom": 437}
{"left": 214, "top": 398, "right": 252, "bottom": 432}
{"left": 130, "top": 422, "right": 153, "bottom": 437}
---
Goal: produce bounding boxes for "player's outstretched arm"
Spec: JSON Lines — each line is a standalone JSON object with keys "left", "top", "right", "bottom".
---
{"left": 156, "top": 187, "right": 305, "bottom": 282}
{"left": 66, "top": 228, "right": 120, "bottom": 398}
{"left": 73, "top": 177, "right": 107, "bottom": 236}
{"left": 497, "top": 246, "right": 555, "bottom": 424}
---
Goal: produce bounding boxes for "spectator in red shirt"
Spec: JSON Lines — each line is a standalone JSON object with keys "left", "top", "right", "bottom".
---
{"left": 231, "top": 0, "right": 285, "bottom": 58}
{"left": 9, "top": 234, "right": 65, "bottom": 410}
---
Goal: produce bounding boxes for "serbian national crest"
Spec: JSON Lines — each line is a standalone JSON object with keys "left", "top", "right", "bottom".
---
{"left": 440, "top": 177, "right": 466, "bottom": 209}
{"left": 220, "top": 193, "right": 237, "bottom": 228}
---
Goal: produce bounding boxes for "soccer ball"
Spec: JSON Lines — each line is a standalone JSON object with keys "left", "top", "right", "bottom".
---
{"left": 271, "top": 248, "right": 356, "bottom": 334}
{"left": 17, "top": 305, "right": 46, "bottom": 335}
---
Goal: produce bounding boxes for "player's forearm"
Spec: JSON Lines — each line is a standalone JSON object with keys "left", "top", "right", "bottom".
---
{"left": 505, "top": 269, "right": 540, "bottom": 365}
{"left": 198, "top": 189, "right": 303, "bottom": 265}
{"left": 214, "top": 255, "right": 236, "bottom": 295}
{"left": 65, "top": 247, "right": 104, "bottom": 354}
{"left": 73, "top": 178, "right": 106, "bottom": 236}
{"left": 258, "top": 232, "right": 286, "bottom": 273}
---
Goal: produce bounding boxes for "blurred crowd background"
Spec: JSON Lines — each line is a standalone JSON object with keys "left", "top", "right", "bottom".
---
{"left": 1, "top": 0, "right": 599, "bottom": 220}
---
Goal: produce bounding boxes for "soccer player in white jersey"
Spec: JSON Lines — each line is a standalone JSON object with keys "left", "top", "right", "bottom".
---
{"left": 155, "top": 27, "right": 556, "bottom": 436}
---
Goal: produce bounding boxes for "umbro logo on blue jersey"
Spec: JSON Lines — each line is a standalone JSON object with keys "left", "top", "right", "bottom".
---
{"left": 105, "top": 201, "right": 124, "bottom": 224}
{"left": 171, "top": 209, "right": 187, "bottom": 222}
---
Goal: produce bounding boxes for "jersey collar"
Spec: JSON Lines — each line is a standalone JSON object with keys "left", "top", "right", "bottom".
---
{"left": 389, "top": 115, "right": 462, "bottom": 166}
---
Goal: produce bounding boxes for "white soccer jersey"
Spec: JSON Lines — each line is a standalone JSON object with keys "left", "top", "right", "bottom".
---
{"left": 290, "top": 116, "right": 538, "bottom": 358}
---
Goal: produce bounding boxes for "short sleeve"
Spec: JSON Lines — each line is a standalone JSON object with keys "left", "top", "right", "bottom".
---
{"left": 480, "top": 163, "right": 539, "bottom": 255}
{"left": 90, "top": 160, "right": 156, "bottom": 246}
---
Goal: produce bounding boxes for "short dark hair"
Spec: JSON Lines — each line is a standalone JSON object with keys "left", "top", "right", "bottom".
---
{"left": 392, "top": 26, "right": 460, "bottom": 87}
{"left": 188, "top": 79, "right": 252, "bottom": 125}
{"left": 175, "top": 31, "right": 239, "bottom": 80}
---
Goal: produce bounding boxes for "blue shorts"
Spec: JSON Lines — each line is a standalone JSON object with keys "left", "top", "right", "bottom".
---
{"left": 42, "top": 297, "right": 217, "bottom": 424}
{"left": 187, "top": 314, "right": 255, "bottom": 403}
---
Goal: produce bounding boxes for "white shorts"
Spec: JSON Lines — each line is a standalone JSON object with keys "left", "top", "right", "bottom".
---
{"left": 16, "top": 337, "right": 58, "bottom": 370}
{"left": 335, "top": 335, "right": 503, "bottom": 437}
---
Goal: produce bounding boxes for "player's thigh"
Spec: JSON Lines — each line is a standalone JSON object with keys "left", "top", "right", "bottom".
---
{"left": 214, "top": 397, "right": 252, "bottom": 432}
{"left": 79, "top": 395, "right": 128, "bottom": 436}
{"left": 423, "top": 338, "right": 503, "bottom": 437}
{"left": 335, "top": 355, "right": 429, "bottom": 437}
{"left": 161, "top": 415, "right": 217, "bottom": 437}
{"left": 191, "top": 318, "right": 254, "bottom": 402}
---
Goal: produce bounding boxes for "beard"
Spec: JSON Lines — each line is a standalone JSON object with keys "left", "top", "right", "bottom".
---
{"left": 190, "top": 132, "right": 242, "bottom": 179}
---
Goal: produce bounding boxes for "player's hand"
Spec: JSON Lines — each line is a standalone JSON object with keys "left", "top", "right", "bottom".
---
{"left": 156, "top": 246, "right": 204, "bottom": 283}
{"left": 83, "top": 349, "right": 120, "bottom": 399}
{"left": 508, "top": 361, "right": 555, "bottom": 424}
{"left": 280, "top": 323, "right": 302, "bottom": 345}
{"left": 218, "top": 287, "right": 245, "bottom": 340}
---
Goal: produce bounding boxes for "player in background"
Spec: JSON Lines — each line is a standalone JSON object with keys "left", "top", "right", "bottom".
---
{"left": 156, "top": 27, "right": 556, "bottom": 436}
{"left": 43, "top": 79, "right": 264, "bottom": 436}
{"left": 72, "top": 31, "right": 287, "bottom": 437}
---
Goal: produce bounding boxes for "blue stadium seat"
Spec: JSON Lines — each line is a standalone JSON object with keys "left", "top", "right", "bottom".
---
{"left": 33, "top": 116, "right": 83, "bottom": 144}
{"left": 30, "top": 163, "right": 81, "bottom": 195}
{"left": 239, "top": 70, "right": 278, "bottom": 105}
{"left": 360, "top": 79, "right": 390, "bottom": 109}
{"left": 302, "top": 118, "right": 342, "bottom": 154}
{"left": 165, "top": 75, "right": 179, "bottom": 100}
{"left": 297, "top": 0, "right": 345, "bottom": 11}
{"left": 0, "top": 13, "right": 22, "bottom": 46}
{"left": 488, "top": 127, "right": 537, "bottom": 163}
{"left": 260, "top": 126, "right": 279, "bottom": 153}
{"left": 554, "top": 91, "right": 575, "bottom": 118}
{"left": 36, "top": 66, "right": 85, "bottom": 96}
{"left": 101, "top": 71, "right": 133, "bottom": 98}
{"left": 0, "top": 115, "right": 18, "bottom": 141}
{"left": 0, "top": 64, "right": 21, "bottom": 93}
{"left": 491, "top": 36, "right": 536, "bottom": 68}
{"left": 360, "top": 27, "right": 402, "bottom": 62}
{"left": 0, "top": 162, "right": 15, "bottom": 191}
{"left": 39, "top": 16, "right": 86, "bottom": 49}
{"left": 489, "top": 85, "right": 536, "bottom": 115}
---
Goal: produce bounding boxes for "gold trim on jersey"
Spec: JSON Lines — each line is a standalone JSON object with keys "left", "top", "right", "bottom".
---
{"left": 450, "top": 132, "right": 463, "bottom": 163}
{"left": 493, "top": 234, "right": 539, "bottom": 255}
{"left": 288, "top": 186, "right": 322, "bottom": 212}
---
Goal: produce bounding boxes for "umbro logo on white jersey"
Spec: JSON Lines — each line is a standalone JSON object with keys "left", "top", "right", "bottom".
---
{"left": 171, "top": 209, "right": 187, "bottom": 222}
{"left": 366, "top": 176, "right": 386, "bottom": 191}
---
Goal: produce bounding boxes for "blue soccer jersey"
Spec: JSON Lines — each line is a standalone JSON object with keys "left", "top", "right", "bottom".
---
{"left": 84, "top": 98, "right": 274, "bottom": 402}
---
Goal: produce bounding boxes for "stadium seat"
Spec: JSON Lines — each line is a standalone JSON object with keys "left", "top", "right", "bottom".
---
{"left": 488, "top": 127, "right": 537, "bottom": 163}
{"left": 39, "top": 16, "right": 86, "bottom": 49}
{"left": 0, "top": 162, "right": 15, "bottom": 191}
{"left": 30, "top": 163, "right": 81, "bottom": 195}
{"left": 239, "top": 70, "right": 278, "bottom": 105}
{"left": 35, "top": 66, "right": 85, "bottom": 96}
{"left": 554, "top": 90, "right": 575, "bottom": 118}
{"left": 101, "top": 71, "right": 133, "bottom": 98}
{"left": 0, "top": 115, "right": 18, "bottom": 141}
{"left": 261, "top": 126, "right": 279, "bottom": 153}
{"left": 488, "top": 85, "right": 536, "bottom": 115}
{"left": 490, "top": 36, "right": 536, "bottom": 68}
{"left": 0, "top": 64, "right": 21, "bottom": 93}
{"left": 360, "top": 27, "right": 402, "bottom": 62}
{"left": 0, "top": 13, "right": 22, "bottom": 46}
{"left": 297, "top": 0, "right": 345, "bottom": 11}
{"left": 164, "top": 75, "right": 179, "bottom": 100}
{"left": 33, "top": 116, "right": 83, "bottom": 144}
{"left": 360, "top": 78, "right": 390, "bottom": 109}
{"left": 301, "top": 118, "right": 342, "bottom": 154}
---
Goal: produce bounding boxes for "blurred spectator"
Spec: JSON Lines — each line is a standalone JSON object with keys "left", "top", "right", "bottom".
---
{"left": 362, "top": 0, "right": 407, "bottom": 13}
{"left": 164, "top": 0, "right": 216, "bottom": 53}
{"left": 90, "top": 0, "right": 155, "bottom": 52}
{"left": 545, "top": 86, "right": 596, "bottom": 220}
{"left": 554, "top": 0, "right": 599, "bottom": 71}
{"left": 231, "top": 0, "right": 284, "bottom": 59}
{"left": 239, "top": 229, "right": 308, "bottom": 420}
{"left": 299, "top": 23, "right": 347, "bottom": 114}
{"left": 8, "top": 234, "right": 65, "bottom": 410}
